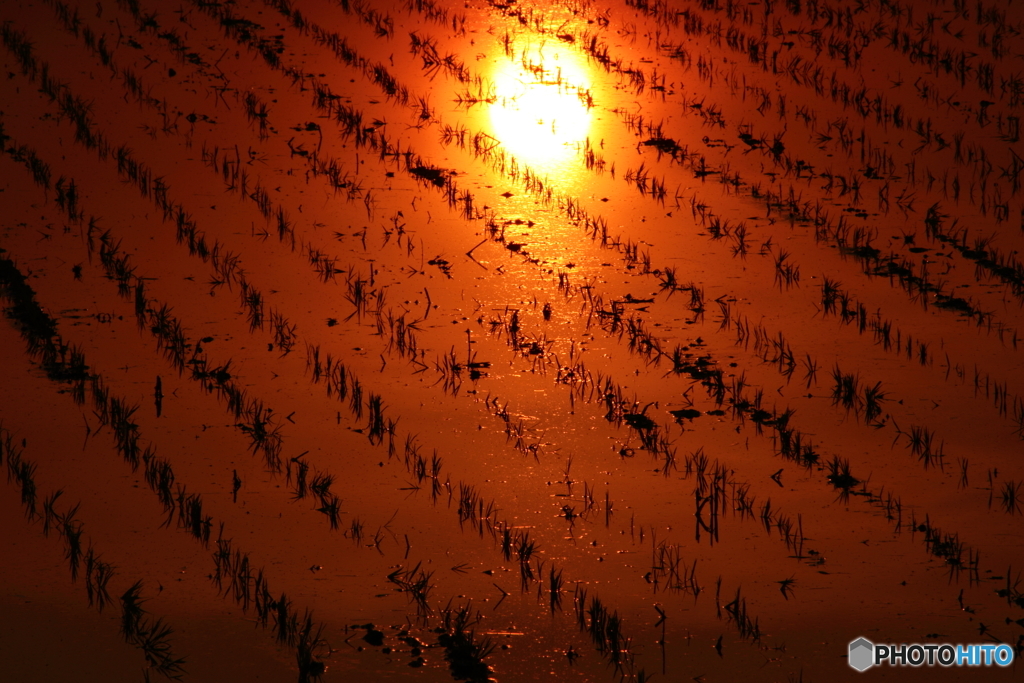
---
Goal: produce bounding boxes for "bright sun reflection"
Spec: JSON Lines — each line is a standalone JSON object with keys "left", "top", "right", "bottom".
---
{"left": 488, "top": 48, "right": 592, "bottom": 173}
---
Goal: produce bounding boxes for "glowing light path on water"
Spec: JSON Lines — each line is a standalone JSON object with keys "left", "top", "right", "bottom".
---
{"left": 487, "top": 47, "right": 593, "bottom": 174}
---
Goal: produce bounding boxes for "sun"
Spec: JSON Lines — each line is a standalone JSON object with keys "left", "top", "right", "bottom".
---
{"left": 487, "top": 46, "right": 593, "bottom": 173}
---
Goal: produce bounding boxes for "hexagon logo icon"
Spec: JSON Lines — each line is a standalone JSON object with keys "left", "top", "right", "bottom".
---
{"left": 849, "top": 637, "right": 874, "bottom": 672}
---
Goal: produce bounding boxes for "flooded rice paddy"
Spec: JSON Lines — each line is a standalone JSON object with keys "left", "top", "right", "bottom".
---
{"left": 2, "top": 0, "right": 1024, "bottom": 680}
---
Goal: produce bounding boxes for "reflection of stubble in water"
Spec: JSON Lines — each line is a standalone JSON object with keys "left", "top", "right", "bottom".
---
{"left": 3, "top": 0, "right": 1024, "bottom": 679}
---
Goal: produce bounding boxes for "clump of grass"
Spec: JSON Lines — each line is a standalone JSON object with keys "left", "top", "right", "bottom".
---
{"left": 830, "top": 364, "right": 861, "bottom": 415}
{"left": 826, "top": 456, "right": 860, "bottom": 503}
{"left": 366, "top": 393, "right": 386, "bottom": 444}
{"left": 61, "top": 505, "right": 84, "bottom": 580}
{"left": 83, "top": 547, "right": 114, "bottom": 611}
{"left": 296, "top": 612, "right": 328, "bottom": 682}
{"left": 863, "top": 381, "right": 888, "bottom": 424}
{"left": 437, "top": 601, "right": 495, "bottom": 683}
{"left": 905, "top": 424, "right": 945, "bottom": 468}
{"left": 722, "top": 585, "right": 761, "bottom": 642}
{"left": 388, "top": 562, "right": 434, "bottom": 617}
{"left": 119, "top": 580, "right": 186, "bottom": 679}
{"left": 272, "top": 593, "right": 299, "bottom": 646}
{"left": 1001, "top": 480, "right": 1021, "bottom": 514}
{"left": 580, "top": 594, "right": 633, "bottom": 671}
{"left": 649, "top": 541, "right": 701, "bottom": 596}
